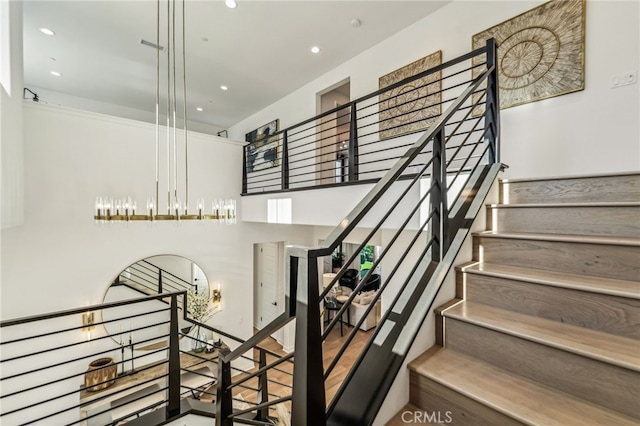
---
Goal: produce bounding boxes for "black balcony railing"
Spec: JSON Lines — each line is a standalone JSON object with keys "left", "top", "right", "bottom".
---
{"left": 243, "top": 40, "right": 499, "bottom": 196}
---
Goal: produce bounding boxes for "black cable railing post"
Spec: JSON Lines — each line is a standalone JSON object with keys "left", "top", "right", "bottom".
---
{"left": 255, "top": 349, "right": 269, "bottom": 421}
{"left": 158, "top": 270, "right": 163, "bottom": 294}
{"left": 485, "top": 37, "right": 500, "bottom": 163}
{"left": 216, "top": 348, "right": 233, "bottom": 426}
{"left": 167, "top": 294, "right": 180, "bottom": 418}
{"left": 290, "top": 250, "right": 326, "bottom": 425}
{"left": 348, "top": 102, "right": 359, "bottom": 182}
{"left": 282, "top": 131, "right": 290, "bottom": 190}
{"left": 431, "top": 127, "right": 449, "bottom": 261}
{"left": 242, "top": 145, "right": 248, "bottom": 194}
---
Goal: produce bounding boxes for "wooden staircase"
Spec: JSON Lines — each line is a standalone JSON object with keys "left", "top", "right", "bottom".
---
{"left": 389, "top": 173, "right": 640, "bottom": 425}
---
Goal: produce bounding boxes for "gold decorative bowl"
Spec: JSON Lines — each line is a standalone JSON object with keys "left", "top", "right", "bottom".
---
{"left": 84, "top": 357, "right": 117, "bottom": 392}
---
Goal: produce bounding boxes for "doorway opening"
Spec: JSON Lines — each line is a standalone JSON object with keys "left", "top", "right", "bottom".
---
{"left": 316, "top": 79, "right": 350, "bottom": 185}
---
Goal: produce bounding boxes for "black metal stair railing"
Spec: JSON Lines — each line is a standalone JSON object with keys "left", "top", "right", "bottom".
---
{"left": 0, "top": 291, "right": 291, "bottom": 426}
{"left": 219, "top": 38, "right": 502, "bottom": 425}
{"left": 113, "top": 259, "right": 198, "bottom": 297}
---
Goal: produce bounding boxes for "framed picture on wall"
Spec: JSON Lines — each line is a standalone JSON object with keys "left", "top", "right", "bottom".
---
{"left": 245, "top": 119, "right": 280, "bottom": 172}
{"left": 472, "top": 0, "right": 585, "bottom": 109}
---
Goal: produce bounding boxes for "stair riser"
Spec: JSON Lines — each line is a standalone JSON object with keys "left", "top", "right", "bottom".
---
{"left": 409, "top": 371, "right": 522, "bottom": 425}
{"left": 463, "top": 273, "right": 640, "bottom": 339}
{"left": 474, "top": 236, "right": 640, "bottom": 281}
{"left": 487, "top": 206, "right": 640, "bottom": 238}
{"left": 502, "top": 174, "right": 640, "bottom": 204}
{"left": 444, "top": 318, "right": 640, "bottom": 418}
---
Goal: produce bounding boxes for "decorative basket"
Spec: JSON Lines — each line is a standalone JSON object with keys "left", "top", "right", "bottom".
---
{"left": 84, "top": 357, "right": 117, "bottom": 392}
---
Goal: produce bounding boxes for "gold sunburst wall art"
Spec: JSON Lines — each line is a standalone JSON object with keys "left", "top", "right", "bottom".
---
{"left": 472, "top": 0, "right": 585, "bottom": 109}
{"left": 379, "top": 50, "right": 442, "bottom": 140}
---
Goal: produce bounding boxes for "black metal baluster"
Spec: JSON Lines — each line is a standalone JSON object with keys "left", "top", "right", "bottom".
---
{"left": 166, "top": 294, "right": 180, "bottom": 418}
{"left": 256, "top": 349, "right": 269, "bottom": 421}
{"left": 348, "top": 102, "right": 359, "bottom": 182}
{"left": 242, "top": 145, "right": 248, "bottom": 194}
{"left": 431, "top": 127, "right": 449, "bottom": 261}
{"left": 282, "top": 131, "right": 290, "bottom": 190}
{"left": 158, "top": 270, "right": 163, "bottom": 294}
{"left": 485, "top": 37, "right": 500, "bottom": 164}
{"left": 216, "top": 348, "right": 233, "bottom": 426}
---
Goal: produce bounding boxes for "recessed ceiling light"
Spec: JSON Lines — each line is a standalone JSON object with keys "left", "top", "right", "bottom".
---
{"left": 225, "top": 0, "right": 237, "bottom": 9}
{"left": 50, "top": 71, "right": 61, "bottom": 77}
{"left": 196, "top": 107, "right": 203, "bottom": 112}
{"left": 311, "top": 46, "right": 321, "bottom": 54}
{"left": 220, "top": 85, "right": 228, "bottom": 91}
{"left": 40, "top": 28, "right": 55, "bottom": 36}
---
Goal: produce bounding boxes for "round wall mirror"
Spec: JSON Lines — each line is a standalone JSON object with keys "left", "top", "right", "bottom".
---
{"left": 102, "top": 255, "right": 209, "bottom": 350}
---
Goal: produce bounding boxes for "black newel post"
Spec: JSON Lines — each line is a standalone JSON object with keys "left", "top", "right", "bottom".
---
{"left": 485, "top": 37, "right": 500, "bottom": 164}
{"left": 431, "top": 127, "right": 449, "bottom": 262}
{"left": 216, "top": 349, "right": 233, "bottom": 426}
{"left": 290, "top": 251, "right": 326, "bottom": 425}
{"left": 158, "top": 270, "right": 163, "bottom": 294}
{"left": 166, "top": 295, "right": 181, "bottom": 418}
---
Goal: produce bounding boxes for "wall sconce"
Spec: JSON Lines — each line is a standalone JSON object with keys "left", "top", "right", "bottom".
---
{"left": 82, "top": 312, "right": 95, "bottom": 332}
{"left": 212, "top": 287, "right": 222, "bottom": 304}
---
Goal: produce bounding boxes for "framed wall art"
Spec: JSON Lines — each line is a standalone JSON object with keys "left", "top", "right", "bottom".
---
{"left": 378, "top": 50, "right": 442, "bottom": 140}
{"left": 472, "top": 0, "right": 585, "bottom": 109}
{"left": 245, "top": 119, "right": 280, "bottom": 172}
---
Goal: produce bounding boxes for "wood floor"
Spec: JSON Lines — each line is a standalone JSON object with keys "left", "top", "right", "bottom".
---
{"left": 201, "top": 323, "right": 375, "bottom": 419}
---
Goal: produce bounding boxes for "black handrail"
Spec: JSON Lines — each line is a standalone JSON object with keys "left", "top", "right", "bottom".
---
{"left": 222, "top": 38, "right": 501, "bottom": 426}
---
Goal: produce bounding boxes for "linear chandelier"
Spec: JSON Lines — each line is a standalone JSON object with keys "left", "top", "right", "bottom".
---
{"left": 94, "top": 0, "right": 236, "bottom": 223}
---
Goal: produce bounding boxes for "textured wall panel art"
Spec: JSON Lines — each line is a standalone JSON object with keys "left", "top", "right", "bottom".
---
{"left": 472, "top": 0, "right": 585, "bottom": 109}
{"left": 379, "top": 50, "right": 442, "bottom": 139}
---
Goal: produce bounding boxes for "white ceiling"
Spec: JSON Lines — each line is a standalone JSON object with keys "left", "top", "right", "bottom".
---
{"left": 23, "top": 0, "right": 449, "bottom": 133}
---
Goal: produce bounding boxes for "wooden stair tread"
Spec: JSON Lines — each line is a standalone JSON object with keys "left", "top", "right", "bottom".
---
{"left": 409, "top": 347, "right": 638, "bottom": 425}
{"left": 501, "top": 171, "right": 640, "bottom": 184}
{"left": 460, "top": 262, "right": 640, "bottom": 299}
{"left": 475, "top": 231, "right": 640, "bottom": 246}
{"left": 488, "top": 201, "right": 640, "bottom": 208}
{"left": 442, "top": 301, "right": 640, "bottom": 371}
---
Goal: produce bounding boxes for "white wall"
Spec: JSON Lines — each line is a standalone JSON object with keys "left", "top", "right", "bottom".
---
{"left": 230, "top": 0, "right": 640, "bottom": 180}
{"left": 1, "top": 103, "right": 315, "bottom": 328}
{"left": 1, "top": 0, "right": 24, "bottom": 230}
{"left": 0, "top": 103, "right": 316, "bottom": 423}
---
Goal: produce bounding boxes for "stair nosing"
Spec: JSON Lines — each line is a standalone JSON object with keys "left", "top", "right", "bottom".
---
{"left": 500, "top": 171, "right": 640, "bottom": 184}
{"left": 443, "top": 301, "right": 640, "bottom": 372}
{"left": 487, "top": 202, "right": 640, "bottom": 208}
{"left": 460, "top": 262, "right": 640, "bottom": 300}
{"left": 474, "top": 231, "right": 640, "bottom": 246}
{"left": 410, "top": 347, "right": 638, "bottom": 426}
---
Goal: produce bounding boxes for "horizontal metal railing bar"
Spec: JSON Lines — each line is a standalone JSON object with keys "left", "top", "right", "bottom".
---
{"left": 234, "top": 383, "right": 261, "bottom": 392}
{"left": 1, "top": 320, "right": 170, "bottom": 364}
{"left": 1, "top": 344, "right": 168, "bottom": 400}
{"left": 221, "top": 312, "right": 291, "bottom": 363}
{"left": 142, "top": 259, "right": 195, "bottom": 289}
{"left": 322, "top": 181, "right": 437, "bottom": 337}
{"left": 324, "top": 206, "right": 437, "bottom": 376}
{"left": 278, "top": 49, "right": 486, "bottom": 139}
{"left": 318, "top": 168, "right": 436, "bottom": 301}
{"left": 229, "top": 395, "right": 292, "bottom": 419}
{"left": 265, "top": 377, "right": 293, "bottom": 389}
{"left": 285, "top": 115, "right": 351, "bottom": 151}
{"left": 1, "top": 347, "right": 168, "bottom": 416}
{"left": 447, "top": 145, "right": 490, "bottom": 210}
{"left": 19, "top": 373, "right": 169, "bottom": 426}
{"left": 245, "top": 167, "right": 281, "bottom": 179}
{"left": 229, "top": 351, "right": 295, "bottom": 389}
{"left": 73, "top": 385, "right": 168, "bottom": 426}
{"left": 0, "top": 291, "right": 186, "bottom": 328}
{"left": 285, "top": 128, "right": 351, "bottom": 161}
{"left": 310, "top": 66, "right": 493, "bottom": 257}
{"left": 0, "top": 307, "right": 170, "bottom": 347}
{"left": 282, "top": 105, "right": 351, "bottom": 141}
{"left": 1, "top": 334, "right": 169, "bottom": 382}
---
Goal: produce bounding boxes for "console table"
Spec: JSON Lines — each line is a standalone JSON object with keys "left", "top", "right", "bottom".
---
{"left": 79, "top": 349, "right": 220, "bottom": 425}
